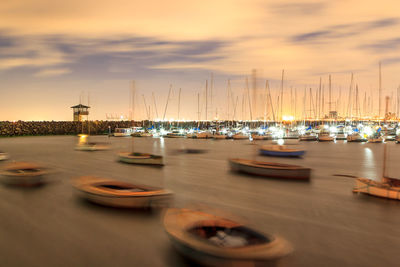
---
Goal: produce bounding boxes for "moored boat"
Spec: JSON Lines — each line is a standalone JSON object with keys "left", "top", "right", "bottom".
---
{"left": 75, "top": 142, "right": 110, "bottom": 151}
{"left": 114, "top": 128, "right": 133, "bottom": 137}
{"left": 0, "top": 151, "right": 9, "bottom": 161}
{"left": 213, "top": 134, "right": 228, "bottom": 140}
{"left": 118, "top": 152, "right": 164, "bottom": 166}
{"left": 163, "top": 208, "right": 292, "bottom": 266}
{"left": 0, "top": 162, "right": 49, "bottom": 186}
{"left": 232, "top": 133, "right": 249, "bottom": 140}
{"left": 73, "top": 176, "right": 173, "bottom": 208}
{"left": 299, "top": 133, "right": 317, "bottom": 141}
{"left": 229, "top": 158, "right": 311, "bottom": 179}
{"left": 353, "top": 177, "right": 400, "bottom": 200}
{"left": 347, "top": 133, "right": 367, "bottom": 142}
{"left": 195, "top": 131, "right": 213, "bottom": 139}
{"left": 368, "top": 138, "right": 384, "bottom": 143}
{"left": 260, "top": 145, "right": 305, "bottom": 157}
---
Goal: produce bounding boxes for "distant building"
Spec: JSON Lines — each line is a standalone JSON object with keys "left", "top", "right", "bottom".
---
{"left": 329, "top": 111, "right": 338, "bottom": 119}
{"left": 71, "top": 104, "right": 90, "bottom": 121}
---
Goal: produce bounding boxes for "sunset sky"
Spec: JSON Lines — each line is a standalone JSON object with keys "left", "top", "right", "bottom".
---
{"left": 1, "top": 0, "right": 400, "bottom": 120}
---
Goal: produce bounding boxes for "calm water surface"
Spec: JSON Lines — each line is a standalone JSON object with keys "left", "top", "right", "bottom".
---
{"left": 1, "top": 136, "right": 400, "bottom": 267}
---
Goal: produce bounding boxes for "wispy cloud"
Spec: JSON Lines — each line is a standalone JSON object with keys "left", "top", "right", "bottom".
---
{"left": 270, "top": 1, "right": 328, "bottom": 15}
{"left": 291, "top": 18, "right": 399, "bottom": 43}
{"left": 34, "top": 67, "right": 71, "bottom": 77}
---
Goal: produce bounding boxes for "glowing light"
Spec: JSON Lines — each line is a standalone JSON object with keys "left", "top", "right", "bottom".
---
{"left": 282, "top": 115, "right": 294, "bottom": 121}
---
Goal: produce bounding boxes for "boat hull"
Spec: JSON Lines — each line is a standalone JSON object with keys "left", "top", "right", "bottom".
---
{"left": 353, "top": 178, "right": 400, "bottom": 200}
{"left": 318, "top": 136, "right": 335, "bottom": 142}
{"left": 299, "top": 136, "right": 317, "bottom": 141}
{"left": 163, "top": 208, "right": 292, "bottom": 266}
{"left": 260, "top": 149, "right": 305, "bottom": 157}
{"left": 74, "top": 176, "right": 173, "bottom": 208}
{"left": 118, "top": 152, "right": 164, "bottom": 166}
{"left": 0, "top": 152, "right": 9, "bottom": 161}
{"left": 229, "top": 158, "right": 311, "bottom": 180}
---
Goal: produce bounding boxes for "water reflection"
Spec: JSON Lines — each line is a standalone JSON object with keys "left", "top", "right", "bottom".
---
{"left": 363, "top": 147, "right": 377, "bottom": 180}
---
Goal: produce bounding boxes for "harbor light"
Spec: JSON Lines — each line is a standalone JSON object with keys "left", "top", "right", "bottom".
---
{"left": 363, "top": 126, "right": 373, "bottom": 137}
{"left": 282, "top": 115, "right": 294, "bottom": 121}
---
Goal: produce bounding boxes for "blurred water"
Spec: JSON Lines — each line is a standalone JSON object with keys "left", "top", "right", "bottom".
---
{"left": 1, "top": 136, "right": 400, "bottom": 267}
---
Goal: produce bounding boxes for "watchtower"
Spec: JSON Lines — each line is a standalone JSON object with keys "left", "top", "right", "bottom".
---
{"left": 71, "top": 104, "right": 90, "bottom": 121}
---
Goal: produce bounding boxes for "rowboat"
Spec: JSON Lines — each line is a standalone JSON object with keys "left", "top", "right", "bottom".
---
{"left": 0, "top": 151, "right": 9, "bottom": 161}
{"left": 118, "top": 152, "right": 164, "bottom": 166}
{"left": 73, "top": 176, "right": 173, "bottom": 208}
{"left": 75, "top": 142, "right": 110, "bottom": 151}
{"left": 0, "top": 162, "right": 49, "bottom": 186}
{"left": 260, "top": 145, "right": 305, "bottom": 157}
{"left": 229, "top": 158, "right": 311, "bottom": 180}
{"left": 163, "top": 208, "right": 292, "bottom": 266}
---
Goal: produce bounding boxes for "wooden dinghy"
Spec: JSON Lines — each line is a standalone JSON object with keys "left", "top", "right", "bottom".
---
{"left": 0, "top": 151, "right": 9, "bottom": 161}
{"left": 118, "top": 152, "right": 164, "bottom": 166}
{"left": 163, "top": 208, "right": 292, "bottom": 266}
{"left": 260, "top": 145, "right": 305, "bottom": 157}
{"left": 73, "top": 176, "right": 173, "bottom": 208}
{"left": 0, "top": 162, "right": 49, "bottom": 186}
{"left": 75, "top": 142, "right": 110, "bottom": 151}
{"left": 229, "top": 158, "right": 311, "bottom": 180}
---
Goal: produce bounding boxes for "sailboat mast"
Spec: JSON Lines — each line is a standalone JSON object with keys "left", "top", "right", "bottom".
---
{"left": 152, "top": 92, "right": 159, "bottom": 119}
{"left": 379, "top": 62, "right": 382, "bottom": 118}
{"left": 280, "top": 70, "right": 284, "bottom": 122}
{"left": 178, "top": 88, "right": 181, "bottom": 121}
{"left": 329, "top": 75, "right": 332, "bottom": 113}
{"left": 205, "top": 80, "right": 208, "bottom": 121}
{"left": 246, "top": 77, "right": 253, "bottom": 121}
{"left": 266, "top": 81, "right": 275, "bottom": 122}
{"left": 162, "top": 85, "right": 172, "bottom": 121}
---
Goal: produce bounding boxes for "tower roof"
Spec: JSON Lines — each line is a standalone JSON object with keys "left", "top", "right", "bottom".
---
{"left": 71, "top": 104, "right": 90, "bottom": 108}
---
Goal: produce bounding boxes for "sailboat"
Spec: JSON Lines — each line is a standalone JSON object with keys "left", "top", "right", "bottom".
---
{"left": 318, "top": 128, "right": 335, "bottom": 142}
{"left": 118, "top": 81, "right": 164, "bottom": 166}
{"left": 353, "top": 144, "right": 400, "bottom": 200}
